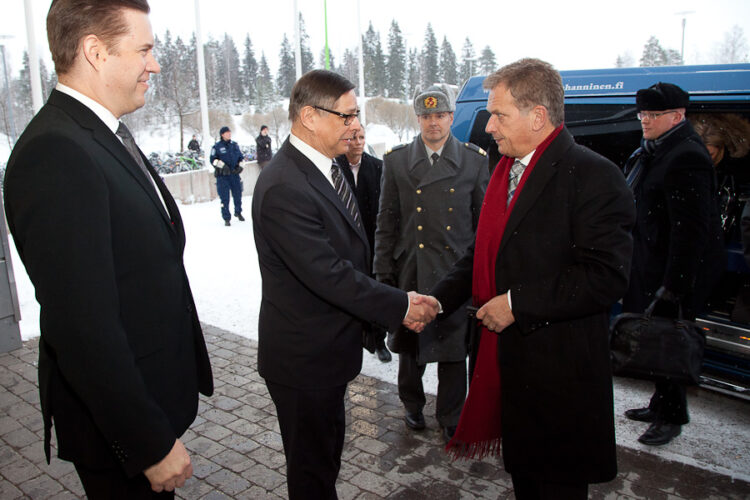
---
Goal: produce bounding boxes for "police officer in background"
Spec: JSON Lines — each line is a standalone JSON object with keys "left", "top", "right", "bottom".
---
{"left": 374, "top": 84, "right": 489, "bottom": 441}
{"left": 211, "top": 126, "right": 244, "bottom": 226}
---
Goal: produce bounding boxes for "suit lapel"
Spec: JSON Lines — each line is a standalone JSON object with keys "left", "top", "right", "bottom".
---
{"left": 285, "top": 141, "right": 370, "bottom": 247}
{"left": 48, "top": 91, "right": 174, "bottom": 231}
{"left": 497, "top": 131, "right": 575, "bottom": 257}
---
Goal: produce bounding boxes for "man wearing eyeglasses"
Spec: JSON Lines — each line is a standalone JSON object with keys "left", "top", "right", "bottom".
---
{"left": 622, "top": 82, "right": 723, "bottom": 446}
{"left": 374, "top": 84, "right": 489, "bottom": 442}
{"left": 251, "top": 70, "right": 439, "bottom": 499}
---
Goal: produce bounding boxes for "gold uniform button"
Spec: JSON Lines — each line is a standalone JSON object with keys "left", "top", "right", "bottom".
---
{"left": 445, "top": 246, "right": 451, "bottom": 250}
{"left": 417, "top": 207, "right": 422, "bottom": 212}
{"left": 416, "top": 189, "right": 422, "bottom": 194}
{"left": 450, "top": 188, "right": 455, "bottom": 193}
{"left": 417, "top": 225, "right": 423, "bottom": 231}
{"left": 448, "top": 207, "right": 453, "bottom": 212}
{"left": 446, "top": 226, "right": 451, "bottom": 231}
{"left": 419, "top": 243, "right": 425, "bottom": 249}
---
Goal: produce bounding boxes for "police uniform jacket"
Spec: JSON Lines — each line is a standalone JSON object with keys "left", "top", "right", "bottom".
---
{"left": 374, "top": 133, "right": 488, "bottom": 363}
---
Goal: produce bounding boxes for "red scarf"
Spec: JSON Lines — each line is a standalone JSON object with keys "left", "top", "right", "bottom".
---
{"left": 446, "top": 124, "right": 563, "bottom": 459}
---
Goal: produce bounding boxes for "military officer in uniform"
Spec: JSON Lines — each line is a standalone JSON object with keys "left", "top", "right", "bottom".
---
{"left": 374, "top": 83, "right": 489, "bottom": 441}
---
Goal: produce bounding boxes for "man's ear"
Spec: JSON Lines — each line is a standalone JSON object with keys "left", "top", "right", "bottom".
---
{"left": 298, "top": 105, "right": 318, "bottom": 132}
{"left": 81, "top": 34, "right": 105, "bottom": 70}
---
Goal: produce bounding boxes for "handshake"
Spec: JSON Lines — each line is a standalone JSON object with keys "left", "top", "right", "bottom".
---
{"left": 402, "top": 291, "right": 440, "bottom": 332}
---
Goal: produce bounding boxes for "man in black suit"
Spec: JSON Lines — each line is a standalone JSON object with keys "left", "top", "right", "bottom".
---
{"left": 335, "top": 129, "right": 392, "bottom": 362}
{"left": 430, "top": 59, "right": 635, "bottom": 499}
{"left": 3, "top": 1, "right": 212, "bottom": 497}
{"left": 622, "top": 82, "right": 723, "bottom": 446}
{"left": 252, "top": 69, "right": 438, "bottom": 500}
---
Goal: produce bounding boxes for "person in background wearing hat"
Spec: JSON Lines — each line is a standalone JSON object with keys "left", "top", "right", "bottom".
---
{"left": 622, "top": 82, "right": 723, "bottom": 446}
{"left": 255, "top": 125, "right": 273, "bottom": 169}
{"left": 210, "top": 126, "right": 245, "bottom": 226}
{"left": 187, "top": 134, "right": 200, "bottom": 153}
{"left": 374, "top": 83, "right": 489, "bottom": 441}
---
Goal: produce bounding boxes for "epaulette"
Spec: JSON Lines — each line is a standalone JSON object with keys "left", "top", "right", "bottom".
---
{"left": 385, "top": 143, "right": 408, "bottom": 156}
{"left": 463, "top": 142, "right": 487, "bottom": 156}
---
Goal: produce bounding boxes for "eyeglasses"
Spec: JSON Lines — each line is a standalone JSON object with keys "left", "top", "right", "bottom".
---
{"left": 637, "top": 110, "right": 677, "bottom": 121}
{"left": 313, "top": 105, "right": 360, "bottom": 126}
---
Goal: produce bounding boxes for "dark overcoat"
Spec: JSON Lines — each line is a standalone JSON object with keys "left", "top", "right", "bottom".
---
{"left": 336, "top": 151, "right": 383, "bottom": 254}
{"left": 622, "top": 121, "right": 724, "bottom": 317}
{"left": 3, "top": 90, "right": 213, "bottom": 476}
{"left": 374, "top": 133, "right": 488, "bottom": 363}
{"left": 432, "top": 128, "right": 635, "bottom": 484}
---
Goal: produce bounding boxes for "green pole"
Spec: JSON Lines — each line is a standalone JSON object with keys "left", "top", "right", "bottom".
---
{"left": 324, "top": 0, "right": 330, "bottom": 69}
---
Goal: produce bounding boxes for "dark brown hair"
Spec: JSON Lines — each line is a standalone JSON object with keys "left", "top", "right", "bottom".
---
{"left": 47, "top": 0, "right": 150, "bottom": 75}
{"left": 484, "top": 58, "right": 565, "bottom": 127}
{"left": 288, "top": 70, "right": 356, "bottom": 122}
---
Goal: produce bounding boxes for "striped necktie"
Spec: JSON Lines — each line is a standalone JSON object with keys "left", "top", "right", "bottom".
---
{"left": 331, "top": 161, "right": 361, "bottom": 228}
{"left": 507, "top": 159, "right": 525, "bottom": 206}
{"left": 116, "top": 122, "right": 153, "bottom": 182}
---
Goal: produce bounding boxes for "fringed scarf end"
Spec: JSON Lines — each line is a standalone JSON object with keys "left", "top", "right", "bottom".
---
{"left": 445, "top": 437, "right": 501, "bottom": 461}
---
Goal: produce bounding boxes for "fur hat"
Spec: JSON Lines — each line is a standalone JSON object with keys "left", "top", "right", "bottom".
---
{"left": 220, "top": 126, "right": 231, "bottom": 136}
{"left": 636, "top": 82, "right": 689, "bottom": 111}
{"left": 413, "top": 84, "right": 455, "bottom": 115}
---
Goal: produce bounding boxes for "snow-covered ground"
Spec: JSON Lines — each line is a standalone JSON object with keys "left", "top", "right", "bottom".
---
{"left": 8, "top": 194, "right": 750, "bottom": 483}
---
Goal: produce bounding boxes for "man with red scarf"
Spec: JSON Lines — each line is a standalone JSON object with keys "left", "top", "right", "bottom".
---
{"left": 430, "top": 58, "right": 635, "bottom": 499}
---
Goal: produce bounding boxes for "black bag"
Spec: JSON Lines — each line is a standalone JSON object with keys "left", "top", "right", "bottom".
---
{"left": 609, "top": 309, "right": 706, "bottom": 385}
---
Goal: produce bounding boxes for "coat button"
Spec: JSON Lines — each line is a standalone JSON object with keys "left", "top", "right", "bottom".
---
{"left": 448, "top": 207, "right": 453, "bottom": 212}
{"left": 450, "top": 188, "right": 455, "bottom": 193}
{"left": 417, "top": 207, "right": 422, "bottom": 212}
{"left": 445, "top": 246, "right": 450, "bottom": 250}
{"left": 446, "top": 226, "right": 451, "bottom": 231}
{"left": 417, "top": 225, "right": 423, "bottom": 231}
{"left": 419, "top": 243, "right": 425, "bottom": 249}
{"left": 416, "top": 189, "right": 422, "bottom": 194}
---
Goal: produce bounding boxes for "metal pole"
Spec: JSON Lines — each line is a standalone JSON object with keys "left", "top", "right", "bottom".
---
{"left": 681, "top": 17, "right": 686, "bottom": 61}
{"left": 193, "top": 0, "right": 211, "bottom": 169}
{"left": 356, "top": 0, "right": 366, "bottom": 126}
{"left": 24, "top": 0, "right": 43, "bottom": 113}
{"left": 324, "top": 0, "right": 330, "bottom": 70}
{"left": 0, "top": 45, "right": 17, "bottom": 145}
{"left": 293, "top": 0, "right": 302, "bottom": 79}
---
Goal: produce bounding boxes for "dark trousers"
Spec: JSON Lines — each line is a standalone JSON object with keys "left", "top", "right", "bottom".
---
{"left": 74, "top": 463, "right": 174, "bottom": 500}
{"left": 648, "top": 380, "right": 689, "bottom": 424}
{"left": 266, "top": 380, "right": 347, "bottom": 500}
{"left": 216, "top": 174, "right": 242, "bottom": 220}
{"left": 397, "top": 352, "right": 466, "bottom": 428}
{"left": 511, "top": 473, "right": 588, "bottom": 500}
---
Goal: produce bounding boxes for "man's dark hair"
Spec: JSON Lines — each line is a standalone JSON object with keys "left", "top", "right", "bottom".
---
{"left": 288, "top": 70, "right": 356, "bottom": 122}
{"left": 47, "top": 0, "right": 150, "bottom": 75}
{"left": 484, "top": 58, "right": 565, "bottom": 127}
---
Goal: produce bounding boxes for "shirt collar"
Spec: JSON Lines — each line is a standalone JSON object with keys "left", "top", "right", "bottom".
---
{"left": 56, "top": 82, "right": 120, "bottom": 135}
{"left": 516, "top": 150, "right": 535, "bottom": 167}
{"left": 289, "top": 132, "right": 336, "bottom": 186}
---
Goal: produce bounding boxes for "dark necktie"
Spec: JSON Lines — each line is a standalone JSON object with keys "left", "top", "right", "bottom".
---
{"left": 508, "top": 159, "right": 525, "bottom": 206}
{"left": 116, "top": 122, "right": 153, "bottom": 182}
{"left": 431, "top": 152, "right": 440, "bottom": 165}
{"left": 331, "top": 161, "right": 361, "bottom": 228}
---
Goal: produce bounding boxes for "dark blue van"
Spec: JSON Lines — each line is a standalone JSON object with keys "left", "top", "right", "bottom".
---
{"left": 452, "top": 64, "right": 750, "bottom": 400}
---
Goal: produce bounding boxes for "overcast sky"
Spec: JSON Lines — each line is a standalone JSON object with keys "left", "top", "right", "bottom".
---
{"left": 1, "top": 0, "right": 749, "bottom": 78}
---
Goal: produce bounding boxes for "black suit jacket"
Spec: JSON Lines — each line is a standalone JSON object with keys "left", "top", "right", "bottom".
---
{"left": 252, "top": 139, "right": 407, "bottom": 389}
{"left": 3, "top": 90, "right": 213, "bottom": 477}
{"left": 432, "top": 128, "right": 635, "bottom": 483}
{"left": 336, "top": 152, "right": 383, "bottom": 254}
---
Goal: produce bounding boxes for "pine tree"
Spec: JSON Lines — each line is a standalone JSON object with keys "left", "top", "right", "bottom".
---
{"left": 478, "top": 45, "right": 496, "bottom": 74}
{"left": 386, "top": 20, "right": 407, "bottom": 100}
{"left": 639, "top": 36, "right": 668, "bottom": 67}
{"left": 277, "top": 34, "right": 297, "bottom": 98}
{"left": 362, "top": 22, "right": 386, "bottom": 96}
{"left": 203, "top": 37, "right": 223, "bottom": 107}
{"left": 439, "top": 37, "right": 458, "bottom": 85}
{"left": 299, "top": 14, "right": 315, "bottom": 73}
{"left": 459, "top": 38, "right": 476, "bottom": 83}
{"left": 220, "top": 33, "right": 242, "bottom": 108}
{"left": 339, "top": 48, "right": 359, "bottom": 87}
{"left": 407, "top": 48, "right": 420, "bottom": 98}
{"left": 421, "top": 23, "right": 439, "bottom": 88}
{"left": 256, "top": 53, "right": 276, "bottom": 113}
{"left": 242, "top": 34, "right": 259, "bottom": 106}
{"left": 319, "top": 47, "right": 336, "bottom": 71}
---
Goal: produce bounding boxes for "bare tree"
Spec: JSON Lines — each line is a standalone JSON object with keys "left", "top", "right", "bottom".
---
{"left": 713, "top": 25, "right": 749, "bottom": 63}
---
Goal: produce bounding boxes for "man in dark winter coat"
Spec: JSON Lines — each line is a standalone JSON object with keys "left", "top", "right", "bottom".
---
{"left": 431, "top": 58, "right": 635, "bottom": 499}
{"left": 622, "top": 82, "right": 724, "bottom": 446}
{"left": 187, "top": 134, "right": 200, "bottom": 153}
{"left": 210, "top": 126, "right": 244, "bottom": 226}
{"left": 255, "top": 125, "right": 273, "bottom": 168}
{"left": 336, "top": 128, "right": 391, "bottom": 362}
{"left": 374, "top": 83, "right": 489, "bottom": 441}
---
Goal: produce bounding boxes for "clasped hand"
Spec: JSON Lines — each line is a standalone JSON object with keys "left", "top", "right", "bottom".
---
{"left": 143, "top": 439, "right": 192, "bottom": 492}
{"left": 403, "top": 291, "right": 440, "bottom": 332}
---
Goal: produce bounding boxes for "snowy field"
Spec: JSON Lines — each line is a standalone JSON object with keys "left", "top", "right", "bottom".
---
{"left": 8, "top": 193, "right": 750, "bottom": 483}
